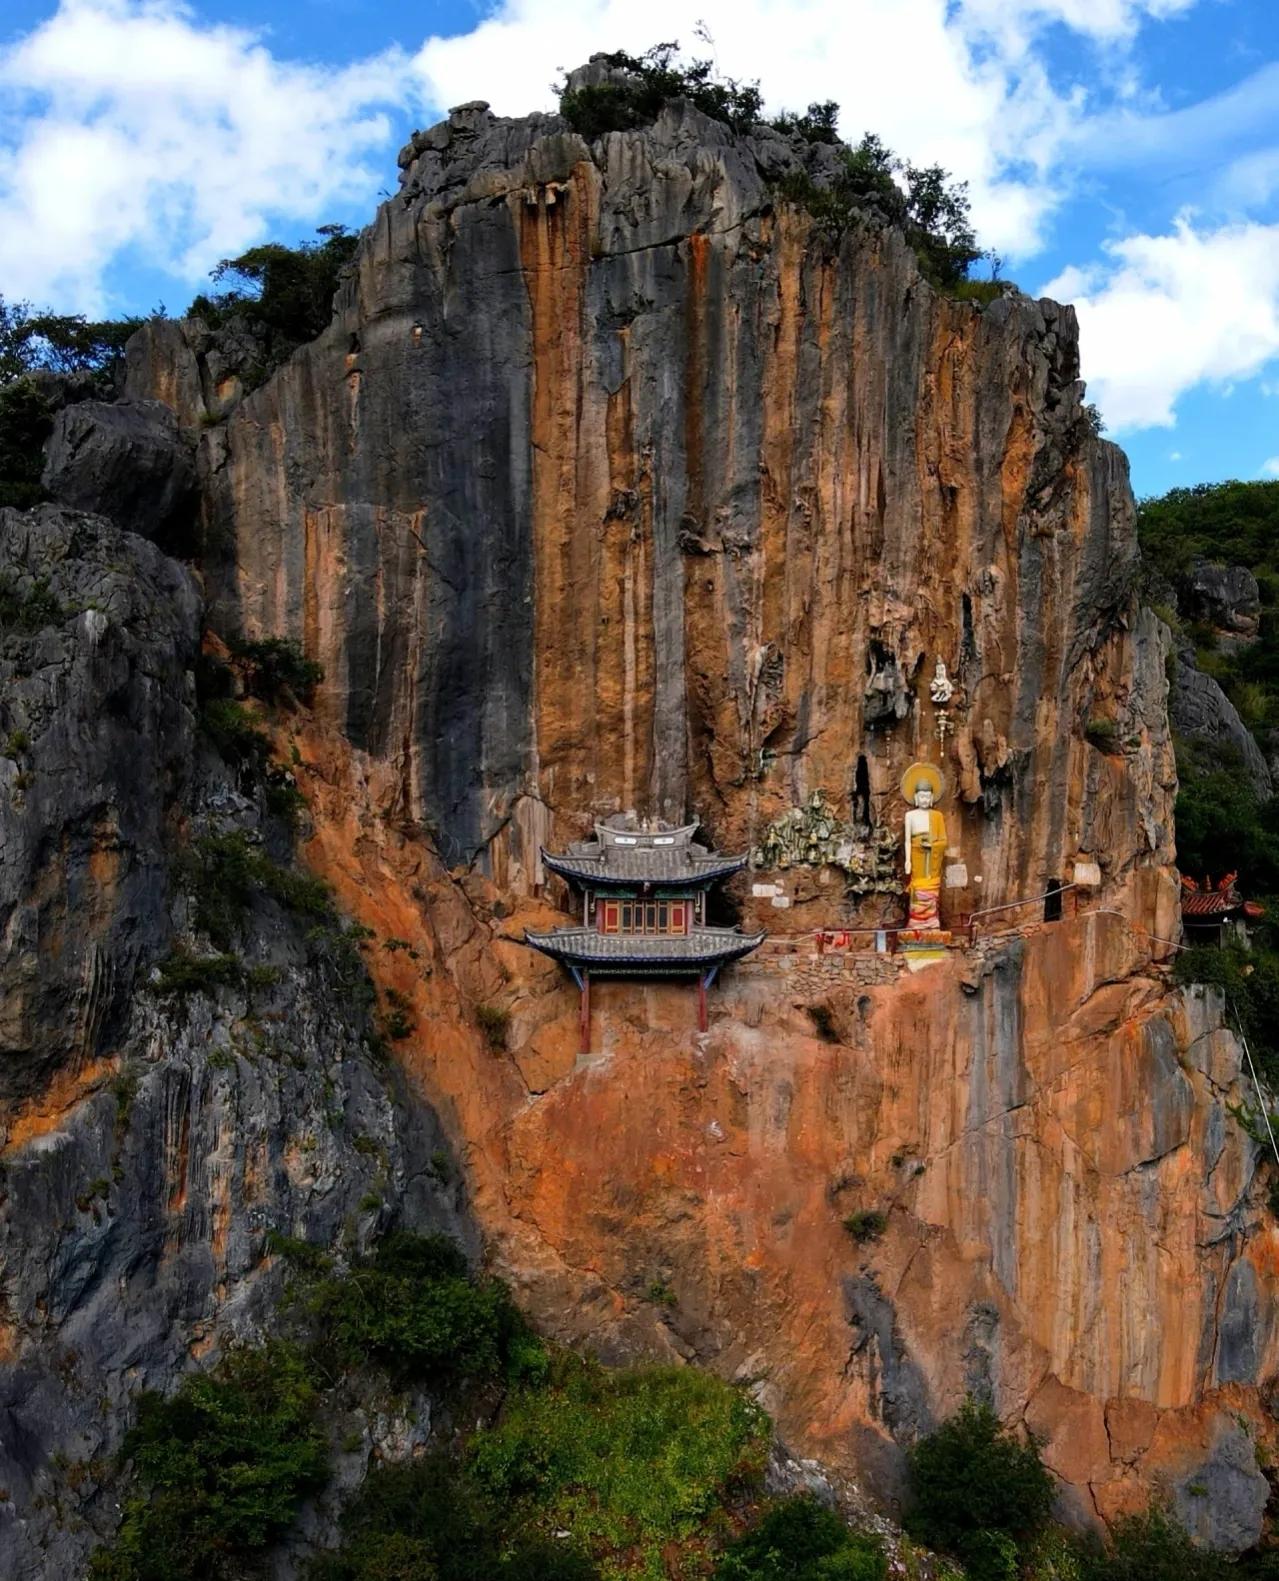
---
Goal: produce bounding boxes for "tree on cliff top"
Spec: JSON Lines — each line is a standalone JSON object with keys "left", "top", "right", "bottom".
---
{"left": 186, "top": 223, "right": 359, "bottom": 383}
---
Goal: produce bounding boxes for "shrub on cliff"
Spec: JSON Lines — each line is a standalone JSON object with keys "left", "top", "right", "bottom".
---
{"left": 713, "top": 1495, "right": 886, "bottom": 1579}
{"left": 906, "top": 1399, "right": 1054, "bottom": 1570}
{"left": 301, "top": 1230, "right": 544, "bottom": 1386}
{"left": 558, "top": 42, "right": 763, "bottom": 138}
{"left": 90, "top": 1342, "right": 328, "bottom": 1581}
{"left": 469, "top": 1354, "right": 769, "bottom": 1575}
{"left": 1076, "top": 1507, "right": 1234, "bottom": 1580}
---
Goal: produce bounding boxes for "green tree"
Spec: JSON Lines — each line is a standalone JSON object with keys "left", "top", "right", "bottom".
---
{"left": 906, "top": 1399, "right": 1054, "bottom": 1564}
{"left": 90, "top": 1343, "right": 328, "bottom": 1581}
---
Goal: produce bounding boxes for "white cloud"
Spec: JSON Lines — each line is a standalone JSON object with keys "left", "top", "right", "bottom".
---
{"left": 0, "top": 0, "right": 413, "bottom": 311}
{"left": 1042, "top": 214, "right": 1279, "bottom": 431}
{"left": 1169, "top": 450, "right": 1182, "bottom": 460}
{"left": 1263, "top": 458, "right": 1279, "bottom": 478}
{"left": 0, "top": 0, "right": 1221, "bottom": 316}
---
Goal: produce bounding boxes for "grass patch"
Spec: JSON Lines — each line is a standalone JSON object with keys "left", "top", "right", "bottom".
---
{"left": 0, "top": 572, "right": 63, "bottom": 633}
{"left": 1084, "top": 716, "right": 1118, "bottom": 751}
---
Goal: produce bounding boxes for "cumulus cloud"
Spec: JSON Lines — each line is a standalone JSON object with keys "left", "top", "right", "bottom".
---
{"left": 0, "top": 0, "right": 413, "bottom": 311}
{"left": 1263, "top": 458, "right": 1279, "bottom": 478}
{"left": 1042, "top": 216, "right": 1279, "bottom": 431}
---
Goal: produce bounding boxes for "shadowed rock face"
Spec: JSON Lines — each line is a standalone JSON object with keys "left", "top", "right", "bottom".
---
{"left": 32, "top": 86, "right": 1279, "bottom": 1550}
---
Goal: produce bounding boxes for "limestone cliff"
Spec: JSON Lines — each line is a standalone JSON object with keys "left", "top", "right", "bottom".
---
{"left": 6, "top": 64, "right": 1278, "bottom": 1568}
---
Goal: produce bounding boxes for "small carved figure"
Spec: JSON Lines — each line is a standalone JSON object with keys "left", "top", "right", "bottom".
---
{"left": 929, "top": 658, "right": 954, "bottom": 706}
{"left": 901, "top": 762, "right": 947, "bottom": 930}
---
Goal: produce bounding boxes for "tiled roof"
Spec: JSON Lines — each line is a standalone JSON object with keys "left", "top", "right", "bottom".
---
{"left": 1181, "top": 890, "right": 1240, "bottom": 918}
{"left": 524, "top": 924, "right": 765, "bottom": 973}
{"left": 542, "top": 823, "right": 748, "bottom": 888}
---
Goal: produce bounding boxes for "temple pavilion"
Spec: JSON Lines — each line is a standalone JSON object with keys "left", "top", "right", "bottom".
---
{"left": 525, "top": 822, "right": 765, "bottom": 1047}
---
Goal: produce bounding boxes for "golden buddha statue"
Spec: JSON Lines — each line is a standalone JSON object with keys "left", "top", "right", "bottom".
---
{"left": 901, "top": 762, "right": 947, "bottom": 930}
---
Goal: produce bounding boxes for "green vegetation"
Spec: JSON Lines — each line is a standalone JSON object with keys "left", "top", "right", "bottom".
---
{"left": 558, "top": 42, "right": 763, "bottom": 138}
{"left": 842, "top": 1210, "right": 888, "bottom": 1243}
{"left": 0, "top": 572, "right": 63, "bottom": 633}
{"left": 0, "top": 379, "right": 54, "bottom": 510}
{"left": 90, "top": 1342, "right": 328, "bottom": 1581}
{"left": 714, "top": 1495, "right": 887, "bottom": 1579}
{"left": 0, "top": 294, "right": 153, "bottom": 510}
{"left": 180, "top": 830, "right": 333, "bottom": 949}
{"left": 231, "top": 635, "right": 324, "bottom": 704}
{"left": 1, "top": 295, "right": 143, "bottom": 385}
{"left": 467, "top": 1355, "right": 768, "bottom": 1579}
{"left": 187, "top": 225, "right": 359, "bottom": 389}
{"left": 906, "top": 1399, "right": 1054, "bottom": 1578}
{"left": 299, "top": 1231, "right": 541, "bottom": 1386}
{"left": 1084, "top": 717, "right": 1118, "bottom": 752}
{"left": 773, "top": 132, "right": 982, "bottom": 288}
{"left": 307, "top": 1454, "right": 600, "bottom": 1581}
{"left": 199, "top": 696, "right": 271, "bottom": 770}
{"left": 476, "top": 1001, "right": 510, "bottom": 1051}
{"left": 154, "top": 949, "right": 243, "bottom": 998}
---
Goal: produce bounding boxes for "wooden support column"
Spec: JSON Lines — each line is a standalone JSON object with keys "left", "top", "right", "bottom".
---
{"left": 697, "top": 973, "right": 707, "bottom": 1033}
{"left": 581, "top": 969, "right": 590, "bottom": 1053}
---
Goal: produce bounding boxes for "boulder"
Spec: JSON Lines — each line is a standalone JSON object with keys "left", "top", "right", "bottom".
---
{"left": 41, "top": 399, "right": 197, "bottom": 548}
{"left": 1185, "top": 561, "right": 1261, "bottom": 640}
{"left": 1169, "top": 650, "right": 1272, "bottom": 796}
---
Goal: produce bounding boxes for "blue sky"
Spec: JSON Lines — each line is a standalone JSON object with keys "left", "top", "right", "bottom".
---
{"left": 1, "top": 0, "right": 1277, "bottom": 499}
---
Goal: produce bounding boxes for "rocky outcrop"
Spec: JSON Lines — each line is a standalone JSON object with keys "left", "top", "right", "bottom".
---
{"left": 0, "top": 505, "right": 200, "bottom": 1097}
{"left": 0, "top": 510, "right": 461, "bottom": 1578}
{"left": 129, "top": 96, "right": 1174, "bottom": 927}
{"left": 41, "top": 401, "right": 197, "bottom": 548}
{"left": 1185, "top": 562, "right": 1261, "bottom": 643}
{"left": 1169, "top": 647, "right": 1273, "bottom": 797}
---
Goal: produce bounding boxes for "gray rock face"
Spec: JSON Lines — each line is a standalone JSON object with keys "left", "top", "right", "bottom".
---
{"left": 1168, "top": 649, "right": 1272, "bottom": 797}
{"left": 1185, "top": 562, "right": 1261, "bottom": 639}
{"left": 41, "top": 400, "right": 197, "bottom": 547}
{"left": 0, "top": 506, "right": 201, "bottom": 1097}
{"left": 0, "top": 509, "right": 463, "bottom": 1578}
{"left": 1172, "top": 1418, "right": 1271, "bottom": 1552}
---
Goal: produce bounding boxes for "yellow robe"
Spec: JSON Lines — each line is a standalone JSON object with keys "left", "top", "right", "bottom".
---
{"left": 908, "top": 809, "right": 947, "bottom": 894}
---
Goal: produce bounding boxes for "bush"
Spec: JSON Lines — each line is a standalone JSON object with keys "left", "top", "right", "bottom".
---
{"left": 470, "top": 1355, "right": 768, "bottom": 1576}
{"left": 0, "top": 378, "right": 54, "bottom": 509}
{"left": 558, "top": 42, "right": 762, "bottom": 139}
{"left": 0, "top": 571, "right": 63, "bottom": 633}
{"left": 906, "top": 1399, "right": 1053, "bottom": 1560}
{"left": 714, "top": 1495, "right": 886, "bottom": 1580}
{"left": 842, "top": 1211, "right": 887, "bottom": 1243}
{"left": 155, "top": 949, "right": 242, "bottom": 997}
{"left": 476, "top": 1002, "right": 509, "bottom": 1051}
{"left": 1084, "top": 717, "right": 1118, "bottom": 751}
{"left": 1077, "top": 1507, "right": 1232, "bottom": 1581}
{"left": 232, "top": 635, "right": 324, "bottom": 703}
{"left": 180, "top": 831, "right": 333, "bottom": 949}
{"left": 301, "top": 1231, "right": 542, "bottom": 1386}
{"left": 307, "top": 1455, "right": 599, "bottom": 1581}
{"left": 200, "top": 697, "right": 271, "bottom": 770}
{"left": 90, "top": 1343, "right": 328, "bottom": 1581}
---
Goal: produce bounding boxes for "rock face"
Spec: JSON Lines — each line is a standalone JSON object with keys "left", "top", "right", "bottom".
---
{"left": 17, "top": 80, "right": 1279, "bottom": 1556}
{"left": 1169, "top": 646, "right": 1273, "bottom": 797}
{"left": 41, "top": 401, "right": 197, "bottom": 548}
{"left": 1185, "top": 562, "right": 1261, "bottom": 642}
{"left": 0, "top": 511, "right": 461, "bottom": 1578}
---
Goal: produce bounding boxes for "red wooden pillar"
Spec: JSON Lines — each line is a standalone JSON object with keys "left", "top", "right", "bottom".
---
{"left": 697, "top": 973, "right": 708, "bottom": 1033}
{"left": 579, "top": 970, "right": 591, "bottom": 1054}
